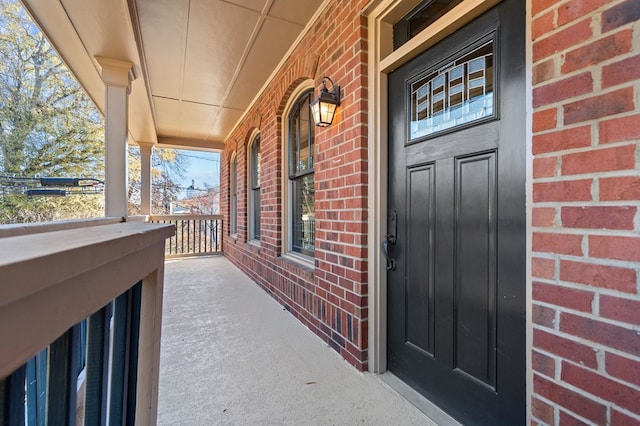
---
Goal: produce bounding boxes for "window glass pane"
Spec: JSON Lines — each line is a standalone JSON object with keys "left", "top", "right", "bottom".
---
{"left": 394, "top": 0, "right": 464, "bottom": 49}
{"left": 289, "top": 91, "right": 314, "bottom": 177}
{"left": 409, "top": 0, "right": 463, "bottom": 39}
{"left": 298, "top": 95, "right": 310, "bottom": 173}
{"left": 251, "top": 135, "right": 260, "bottom": 240}
{"left": 230, "top": 156, "right": 237, "bottom": 234}
{"left": 252, "top": 189, "right": 260, "bottom": 239}
{"left": 292, "top": 174, "right": 315, "bottom": 254}
{"left": 251, "top": 136, "right": 261, "bottom": 189}
{"left": 290, "top": 109, "right": 299, "bottom": 176}
{"left": 410, "top": 41, "right": 494, "bottom": 140}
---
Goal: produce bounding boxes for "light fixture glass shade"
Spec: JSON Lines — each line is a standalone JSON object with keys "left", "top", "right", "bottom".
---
{"left": 310, "top": 94, "right": 338, "bottom": 127}
{"left": 310, "top": 78, "right": 340, "bottom": 127}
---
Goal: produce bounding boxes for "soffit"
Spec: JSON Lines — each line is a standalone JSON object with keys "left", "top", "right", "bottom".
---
{"left": 20, "top": 0, "right": 326, "bottom": 150}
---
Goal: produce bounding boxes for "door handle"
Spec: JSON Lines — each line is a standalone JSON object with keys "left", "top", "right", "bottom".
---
{"left": 383, "top": 209, "right": 398, "bottom": 271}
{"left": 383, "top": 240, "right": 397, "bottom": 271}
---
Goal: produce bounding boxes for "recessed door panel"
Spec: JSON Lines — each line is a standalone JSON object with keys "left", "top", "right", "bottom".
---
{"left": 406, "top": 164, "right": 435, "bottom": 355}
{"left": 454, "top": 152, "right": 497, "bottom": 388}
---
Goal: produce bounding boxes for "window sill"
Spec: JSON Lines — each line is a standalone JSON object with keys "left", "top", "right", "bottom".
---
{"left": 281, "top": 252, "right": 315, "bottom": 271}
{"left": 247, "top": 240, "right": 260, "bottom": 250}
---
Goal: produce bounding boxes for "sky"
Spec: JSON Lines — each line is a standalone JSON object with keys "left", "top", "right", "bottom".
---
{"left": 176, "top": 149, "right": 220, "bottom": 198}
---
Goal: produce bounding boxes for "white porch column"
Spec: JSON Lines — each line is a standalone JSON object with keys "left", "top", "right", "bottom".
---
{"left": 138, "top": 142, "right": 153, "bottom": 215}
{"left": 95, "top": 57, "right": 136, "bottom": 218}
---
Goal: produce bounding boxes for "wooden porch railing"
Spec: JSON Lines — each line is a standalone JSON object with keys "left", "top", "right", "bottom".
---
{"left": 0, "top": 218, "right": 174, "bottom": 425}
{"left": 148, "top": 214, "right": 223, "bottom": 257}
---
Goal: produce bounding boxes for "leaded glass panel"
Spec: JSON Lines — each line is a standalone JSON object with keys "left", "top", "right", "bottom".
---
{"left": 410, "top": 41, "right": 494, "bottom": 140}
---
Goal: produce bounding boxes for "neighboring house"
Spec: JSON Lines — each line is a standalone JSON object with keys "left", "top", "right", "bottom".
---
{"left": 14, "top": 0, "right": 640, "bottom": 424}
{"left": 171, "top": 188, "right": 219, "bottom": 215}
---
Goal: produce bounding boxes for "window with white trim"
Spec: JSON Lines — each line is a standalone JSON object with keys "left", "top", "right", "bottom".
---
{"left": 248, "top": 133, "right": 261, "bottom": 241}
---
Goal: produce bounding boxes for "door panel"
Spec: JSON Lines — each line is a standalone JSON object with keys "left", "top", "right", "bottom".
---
{"left": 454, "top": 152, "right": 497, "bottom": 388}
{"left": 406, "top": 164, "right": 435, "bottom": 355}
{"left": 387, "top": 0, "right": 525, "bottom": 424}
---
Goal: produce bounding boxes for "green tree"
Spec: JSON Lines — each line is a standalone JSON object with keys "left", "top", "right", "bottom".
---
{"left": 0, "top": 0, "right": 104, "bottom": 223}
{"left": 128, "top": 146, "right": 188, "bottom": 215}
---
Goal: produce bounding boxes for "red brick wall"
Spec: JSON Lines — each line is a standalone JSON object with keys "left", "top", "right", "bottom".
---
{"left": 531, "top": 0, "right": 640, "bottom": 424}
{"left": 220, "top": 0, "right": 640, "bottom": 418}
{"left": 221, "top": 0, "right": 370, "bottom": 371}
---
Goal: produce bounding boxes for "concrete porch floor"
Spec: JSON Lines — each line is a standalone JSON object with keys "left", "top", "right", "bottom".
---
{"left": 157, "top": 256, "right": 438, "bottom": 425}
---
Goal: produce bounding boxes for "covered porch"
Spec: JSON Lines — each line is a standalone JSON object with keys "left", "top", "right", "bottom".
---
{"left": 158, "top": 255, "right": 446, "bottom": 425}
{"left": 3, "top": 0, "right": 640, "bottom": 423}
{"left": 0, "top": 220, "right": 448, "bottom": 424}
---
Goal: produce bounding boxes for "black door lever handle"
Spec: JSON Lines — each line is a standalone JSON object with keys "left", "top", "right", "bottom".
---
{"left": 383, "top": 209, "right": 398, "bottom": 271}
{"left": 383, "top": 239, "right": 397, "bottom": 271}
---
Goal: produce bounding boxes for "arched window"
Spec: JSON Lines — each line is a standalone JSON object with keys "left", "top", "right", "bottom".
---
{"left": 229, "top": 153, "right": 238, "bottom": 235}
{"left": 248, "top": 133, "right": 261, "bottom": 241}
{"left": 288, "top": 90, "right": 315, "bottom": 256}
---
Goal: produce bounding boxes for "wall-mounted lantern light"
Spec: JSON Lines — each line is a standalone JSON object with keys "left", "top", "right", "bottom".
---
{"left": 310, "top": 77, "right": 340, "bottom": 127}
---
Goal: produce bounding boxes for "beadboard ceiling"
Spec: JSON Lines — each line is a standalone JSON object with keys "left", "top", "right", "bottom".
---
{"left": 20, "top": 0, "right": 326, "bottom": 150}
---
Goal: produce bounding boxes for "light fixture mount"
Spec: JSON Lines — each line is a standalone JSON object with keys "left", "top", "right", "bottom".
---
{"left": 310, "top": 76, "right": 340, "bottom": 127}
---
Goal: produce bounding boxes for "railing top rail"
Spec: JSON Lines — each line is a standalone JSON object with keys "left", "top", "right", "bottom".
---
{"left": 0, "top": 221, "right": 174, "bottom": 378}
{"left": 0, "top": 217, "right": 124, "bottom": 238}
{"left": 0, "top": 222, "right": 174, "bottom": 307}
{"left": 148, "top": 214, "right": 223, "bottom": 221}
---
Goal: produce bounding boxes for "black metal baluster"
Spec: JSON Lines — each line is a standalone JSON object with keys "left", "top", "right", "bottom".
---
{"left": 204, "top": 220, "right": 209, "bottom": 253}
{"left": 25, "top": 351, "right": 46, "bottom": 426}
{"left": 110, "top": 290, "right": 130, "bottom": 426}
{"left": 125, "top": 283, "right": 142, "bottom": 426}
{"left": 217, "top": 220, "right": 221, "bottom": 252}
{"left": 171, "top": 220, "right": 176, "bottom": 255}
{"left": 109, "top": 284, "right": 142, "bottom": 426}
{"left": 186, "top": 219, "right": 190, "bottom": 254}
{"left": 195, "top": 219, "right": 199, "bottom": 253}
{"left": 47, "top": 325, "right": 80, "bottom": 426}
{"left": 180, "top": 220, "right": 185, "bottom": 254}
{"left": 85, "top": 304, "right": 111, "bottom": 426}
{"left": 1, "top": 364, "right": 26, "bottom": 426}
{"left": 215, "top": 220, "right": 219, "bottom": 252}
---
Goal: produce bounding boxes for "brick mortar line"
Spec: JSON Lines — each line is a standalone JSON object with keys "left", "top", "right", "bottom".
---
{"left": 532, "top": 204, "right": 640, "bottom": 211}
{"left": 533, "top": 351, "right": 640, "bottom": 398}
{"left": 532, "top": 7, "right": 635, "bottom": 46}
{"left": 532, "top": 81, "right": 636, "bottom": 110}
{"left": 532, "top": 227, "right": 640, "bottom": 237}
{"left": 538, "top": 307, "right": 640, "bottom": 332}
{"left": 533, "top": 127, "right": 639, "bottom": 144}
{"left": 530, "top": 389, "right": 603, "bottom": 426}
{"left": 535, "top": 363, "right": 640, "bottom": 412}
{"left": 532, "top": 36, "right": 640, "bottom": 85}
{"left": 533, "top": 255, "right": 640, "bottom": 274}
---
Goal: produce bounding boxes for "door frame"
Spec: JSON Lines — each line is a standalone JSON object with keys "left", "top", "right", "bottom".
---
{"left": 363, "top": 0, "right": 534, "bottom": 421}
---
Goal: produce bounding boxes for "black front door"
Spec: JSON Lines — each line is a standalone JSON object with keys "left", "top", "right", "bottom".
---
{"left": 387, "top": 1, "right": 525, "bottom": 424}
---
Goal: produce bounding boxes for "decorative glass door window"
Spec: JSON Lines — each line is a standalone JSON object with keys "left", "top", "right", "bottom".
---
{"left": 410, "top": 40, "right": 494, "bottom": 140}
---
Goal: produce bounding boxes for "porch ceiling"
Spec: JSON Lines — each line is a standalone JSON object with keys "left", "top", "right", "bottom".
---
{"left": 19, "top": 0, "right": 325, "bottom": 150}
